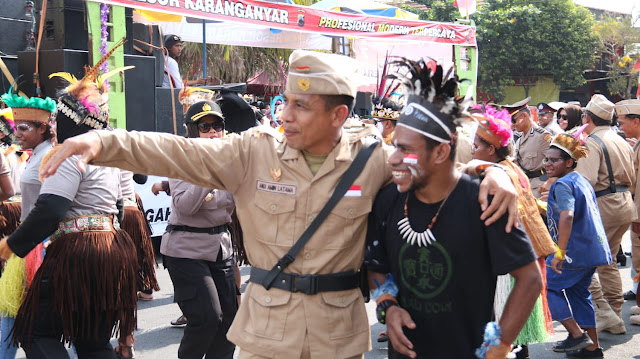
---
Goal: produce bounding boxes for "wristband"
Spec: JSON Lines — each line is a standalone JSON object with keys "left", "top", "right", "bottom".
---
{"left": 554, "top": 244, "right": 567, "bottom": 261}
{"left": 376, "top": 300, "right": 400, "bottom": 324}
{"left": 475, "top": 321, "right": 502, "bottom": 358}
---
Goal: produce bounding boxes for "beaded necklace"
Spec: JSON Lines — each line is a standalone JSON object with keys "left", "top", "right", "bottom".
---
{"left": 397, "top": 175, "right": 460, "bottom": 247}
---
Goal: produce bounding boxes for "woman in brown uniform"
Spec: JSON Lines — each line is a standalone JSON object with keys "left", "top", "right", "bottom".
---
{"left": 160, "top": 100, "right": 238, "bottom": 359}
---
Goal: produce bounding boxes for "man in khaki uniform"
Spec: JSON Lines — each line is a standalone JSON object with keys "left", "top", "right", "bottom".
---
{"left": 32, "top": 51, "right": 518, "bottom": 359}
{"left": 506, "top": 97, "right": 552, "bottom": 198}
{"left": 577, "top": 94, "right": 637, "bottom": 335}
{"left": 614, "top": 99, "right": 640, "bottom": 325}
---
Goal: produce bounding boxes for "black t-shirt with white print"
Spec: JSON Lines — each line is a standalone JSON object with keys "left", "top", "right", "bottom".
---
{"left": 365, "top": 174, "right": 536, "bottom": 358}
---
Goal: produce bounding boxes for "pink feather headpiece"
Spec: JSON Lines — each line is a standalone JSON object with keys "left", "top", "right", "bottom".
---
{"left": 472, "top": 103, "right": 512, "bottom": 148}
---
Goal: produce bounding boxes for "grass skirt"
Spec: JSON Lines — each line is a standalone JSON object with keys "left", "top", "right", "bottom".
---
{"left": 494, "top": 259, "right": 551, "bottom": 345}
{"left": 122, "top": 197, "right": 159, "bottom": 291}
{"left": 12, "top": 228, "right": 138, "bottom": 345}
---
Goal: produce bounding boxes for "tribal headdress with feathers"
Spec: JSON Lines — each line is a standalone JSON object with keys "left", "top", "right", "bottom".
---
{"left": 49, "top": 38, "right": 134, "bottom": 134}
{"left": 372, "top": 54, "right": 402, "bottom": 121}
{"left": 551, "top": 124, "right": 589, "bottom": 160}
{"left": 386, "top": 58, "right": 464, "bottom": 144}
{"left": 471, "top": 104, "right": 512, "bottom": 148}
{"left": 1, "top": 91, "right": 56, "bottom": 126}
{"left": 0, "top": 108, "right": 16, "bottom": 145}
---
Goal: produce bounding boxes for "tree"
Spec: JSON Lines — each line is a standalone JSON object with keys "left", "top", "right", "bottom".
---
{"left": 402, "top": 0, "right": 458, "bottom": 23}
{"left": 594, "top": 15, "right": 640, "bottom": 100}
{"left": 472, "top": 0, "right": 597, "bottom": 102}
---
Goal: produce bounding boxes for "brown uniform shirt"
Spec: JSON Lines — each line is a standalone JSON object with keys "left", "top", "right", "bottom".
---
{"left": 576, "top": 126, "right": 637, "bottom": 227}
{"left": 94, "top": 126, "right": 391, "bottom": 358}
{"left": 514, "top": 125, "right": 551, "bottom": 173}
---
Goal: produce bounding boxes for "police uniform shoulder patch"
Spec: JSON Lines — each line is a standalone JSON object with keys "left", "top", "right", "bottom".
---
{"left": 543, "top": 133, "right": 552, "bottom": 143}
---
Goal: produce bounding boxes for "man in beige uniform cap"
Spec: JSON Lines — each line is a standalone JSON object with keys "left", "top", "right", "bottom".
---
{"left": 38, "top": 50, "right": 518, "bottom": 359}
{"left": 578, "top": 94, "right": 637, "bottom": 335}
{"left": 506, "top": 97, "right": 552, "bottom": 198}
{"left": 614, "top": 99, "right": 640, "bottom": 325}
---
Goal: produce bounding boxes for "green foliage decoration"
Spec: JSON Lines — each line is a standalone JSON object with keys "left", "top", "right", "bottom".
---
{"left": 472, "top": 0, "right": 597, "bottom": 102}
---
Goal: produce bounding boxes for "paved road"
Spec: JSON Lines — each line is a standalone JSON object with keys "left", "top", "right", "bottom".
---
{"left": 15, "top": 238, "right": 640, "bottom": 358}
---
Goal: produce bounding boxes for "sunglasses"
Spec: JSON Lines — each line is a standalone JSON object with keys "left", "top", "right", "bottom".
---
{"left": 558, "top": 114, "right": 568, "bottom": 121}
{"left": 542, "top": 157, "right": 564, "bottom": 164}
{"left": 197, "top": 121, "right": 224, "bottom": 133}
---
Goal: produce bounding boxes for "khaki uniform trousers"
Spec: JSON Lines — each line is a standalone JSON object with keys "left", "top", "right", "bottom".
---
{"left": 238, "top": 334, "right": 365, "bottom": 359}
{"left": 589, "top": 223, "right": 629, "bottom": 309}
{"left": 632, "top": 230, "right": 640, "bottom": 273}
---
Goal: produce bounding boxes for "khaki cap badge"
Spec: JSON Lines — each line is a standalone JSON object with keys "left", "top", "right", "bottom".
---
{"left": 297, "top": 79, "right": 310, "bottom": 92}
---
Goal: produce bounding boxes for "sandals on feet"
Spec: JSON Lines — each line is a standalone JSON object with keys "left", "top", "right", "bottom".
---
{"left": 171, "top": 315, "right": 188, "bottom": 327}
{"left": 137, "top": 291, "right": 153, "bottom": 301}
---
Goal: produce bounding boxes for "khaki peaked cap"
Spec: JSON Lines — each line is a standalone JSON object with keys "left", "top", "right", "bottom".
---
{"left": 286, "top": 50, "right": 358, "bottom": 98}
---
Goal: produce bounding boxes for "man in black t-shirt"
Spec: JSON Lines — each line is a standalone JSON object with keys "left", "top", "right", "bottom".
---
{"left": 366, "top": 59, "right": 542, "bottom": 359}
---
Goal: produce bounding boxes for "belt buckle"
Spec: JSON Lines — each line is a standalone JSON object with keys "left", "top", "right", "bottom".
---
{"left": 293, "top": 275, "right": 317, "bottom": 294}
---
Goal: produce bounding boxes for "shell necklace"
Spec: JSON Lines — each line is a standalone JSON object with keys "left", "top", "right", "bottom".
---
{"left": 397, "top": 175, "right": 460, "bottom": 247}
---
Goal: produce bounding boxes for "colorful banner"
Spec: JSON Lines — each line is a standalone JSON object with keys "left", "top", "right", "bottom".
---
{"left": 92, "top": 0, "right": 476, "bottom": 45}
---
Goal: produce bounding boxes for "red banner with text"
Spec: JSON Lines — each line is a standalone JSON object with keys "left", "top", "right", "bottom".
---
{"left": 92, "top": 0, "right": 476, "bottom": 45}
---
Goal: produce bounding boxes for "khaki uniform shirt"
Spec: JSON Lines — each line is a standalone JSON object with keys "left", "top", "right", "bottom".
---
{"left": 514, "top": 125, "right": 551, "bottom": 196}
{"left": 94, "top": 126, "right": 391, "bottom": 358}
{"left": 160, "top": 180, "right": 234, "bottom": 262}
{"left": 514, "top": 125, "right": 551, "bottom": 173}
{"left": 576, "top": 126, "right": 637, "bottom": 227}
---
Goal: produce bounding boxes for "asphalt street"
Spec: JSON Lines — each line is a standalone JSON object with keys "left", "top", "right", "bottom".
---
{"left": 14, "top": 237, "right": 640, "bottom": 358}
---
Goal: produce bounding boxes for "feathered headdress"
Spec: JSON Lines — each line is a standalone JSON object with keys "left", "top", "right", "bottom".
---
{"left": 372, "top": 53, "right": 402, "bottom": 121}
{"left": 49, "top": 38, "right": 134, "bottom": 130}
{"left": 386, "top": 58, "right": 464, "bottom": 144}
{"left": 472, "top": 104, "right": 512, "bottom": 148}
{"left": 179, "top": 86, "right": 216, "bottom": 114}
{"left": 551, "top": 123, "right": 589, "bottom": 160}
{"left": 0, "top": 108, "right": 16, "bottom": 144}
{"left": 1, "top": 90, "right": 56, "bottom": 125}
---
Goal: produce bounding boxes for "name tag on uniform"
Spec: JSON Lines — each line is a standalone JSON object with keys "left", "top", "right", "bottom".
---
{"left": 345, "top": 185, "right": 362, "bottom": 197}
{"left": 256, "top": 180, "right": 297, "bottom": 196}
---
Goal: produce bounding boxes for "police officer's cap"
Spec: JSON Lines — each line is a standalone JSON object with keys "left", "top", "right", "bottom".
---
{"left": 184, "top": 100, "right": 224, "bottom": 124}
{"left": 537, "top": 103, "right": 555, "bottom": 114}
{"left": 502, "top": 97, "right": 531, "bottom": 117}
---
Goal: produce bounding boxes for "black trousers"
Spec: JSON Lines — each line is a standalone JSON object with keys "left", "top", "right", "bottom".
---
{"left": 164, "top": 254, "right": 238, "bottom": 359}
{"left": 22, "top": 263, "right": 116, "bottom": 359}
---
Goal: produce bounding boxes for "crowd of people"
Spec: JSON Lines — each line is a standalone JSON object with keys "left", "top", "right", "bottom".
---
{"left": 0, "top": 44, "right": 639, "bottom": 359}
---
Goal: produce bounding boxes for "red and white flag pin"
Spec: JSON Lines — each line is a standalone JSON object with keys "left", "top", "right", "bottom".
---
{"left": 403, "top": 154, "right": 418, "bottom": 165}
{"left": 345, "top": 185, "right": 362, "bottom": 197}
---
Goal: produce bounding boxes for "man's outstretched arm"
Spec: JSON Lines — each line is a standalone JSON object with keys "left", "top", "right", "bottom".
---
{"left": 41, "top": 129, "right": 252, "bottom": 193}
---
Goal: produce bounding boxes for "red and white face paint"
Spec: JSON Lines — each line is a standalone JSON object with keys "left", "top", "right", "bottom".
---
{"left": 403, "top": 154, "right": 418, "bottom": 165}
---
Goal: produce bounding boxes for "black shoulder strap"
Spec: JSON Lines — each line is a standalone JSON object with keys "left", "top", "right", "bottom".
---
{"left": 589, "top": 134, "right": 616, "bottom": 194}
{"left": 261, "top": 140, "right": 379, "bottom": 290}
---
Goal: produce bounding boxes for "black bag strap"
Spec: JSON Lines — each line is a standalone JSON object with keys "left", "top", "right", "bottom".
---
{"left": 589, "top": 134, "right": 616, "bottom": 194}
{"left": 261, "top": 139, "right": 379, "bottom": 290}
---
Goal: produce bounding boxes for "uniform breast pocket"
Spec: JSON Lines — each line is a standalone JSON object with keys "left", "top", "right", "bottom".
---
{"left": 325, "top": 197, "right": 372, "bottom": 249}
{"left": 245, "top": 284, "right": 292, "bottom": 341}
{"left": 321, "top": 290, "right": 368, "bottom": 339}
{"left": 253, "top": 191, "right": 296, "bottom": 246}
